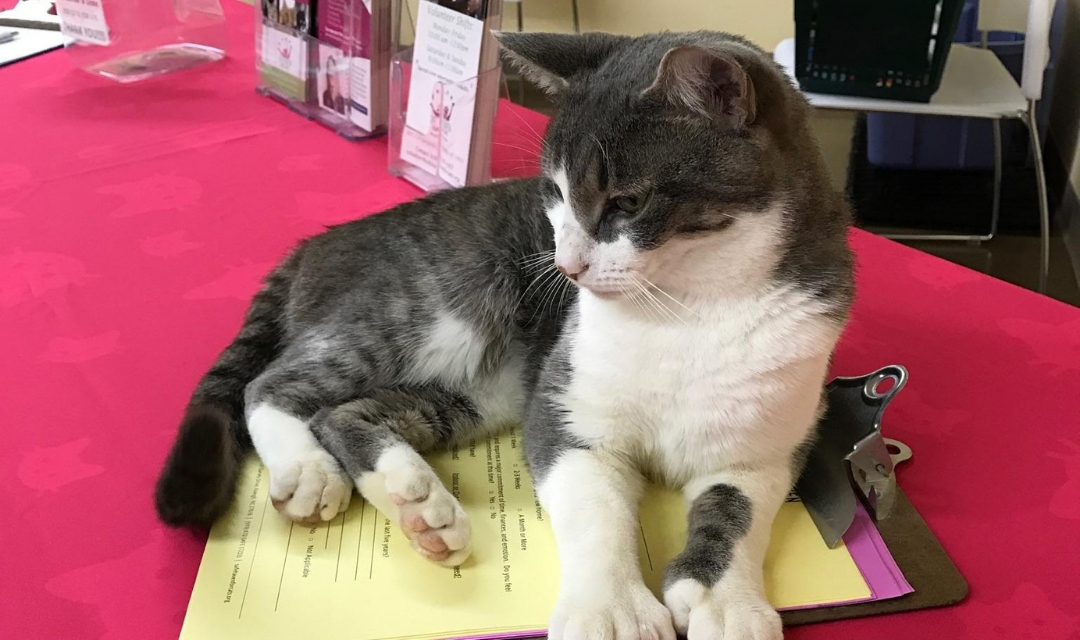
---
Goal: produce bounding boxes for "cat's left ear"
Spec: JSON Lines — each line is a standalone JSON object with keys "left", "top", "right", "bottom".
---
{"left": 644, "top": 46, "right": 757, "bottom": 127}
{"left": 493, "top": 31, "right": 630, "bottom": 95}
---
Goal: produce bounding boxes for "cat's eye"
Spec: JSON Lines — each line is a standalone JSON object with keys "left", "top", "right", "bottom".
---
{"left": 614, "top": 195, "right": 641, "bottom": 213}
{"left": 607, "top": 193, "right": 646, "bottom": 217}
{"left": 547, "top": 179, "right": 563, "bottom": 202}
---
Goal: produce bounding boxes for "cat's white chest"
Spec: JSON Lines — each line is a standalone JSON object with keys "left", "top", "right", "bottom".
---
{"left": 564, "top": 290, "right": 841, "bottom": 483}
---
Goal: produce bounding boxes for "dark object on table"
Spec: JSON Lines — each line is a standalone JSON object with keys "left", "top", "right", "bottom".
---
{"left": 796, "top": 365, "right": 909, "bottom": 548}
{"left": 793, "top": 0, "right": 965, "bottom": 102}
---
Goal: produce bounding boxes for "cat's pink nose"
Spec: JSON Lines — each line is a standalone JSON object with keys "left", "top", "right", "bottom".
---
{"left": 556, "top": 261, "right": 589, "bottom": 281}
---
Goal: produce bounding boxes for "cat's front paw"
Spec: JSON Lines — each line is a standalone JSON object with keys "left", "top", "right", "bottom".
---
{"left": 664, "top": 578, "right": 782, "bottom": 640}
{"left": 385, "top": 465, "right": 471, "bottom": 566}
{"left": 269, "top": 452, "right": 352, "bottom": 524}
{"left": 549, "top": 584, "right": 675, "bottom": 640}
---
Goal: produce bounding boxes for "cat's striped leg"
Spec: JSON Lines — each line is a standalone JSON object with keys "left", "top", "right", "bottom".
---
{"left": 311, "top": 386, "right": 483, "bottom": 566}
{"left": 663, "top": 465, "right": 790, "bottom": 640}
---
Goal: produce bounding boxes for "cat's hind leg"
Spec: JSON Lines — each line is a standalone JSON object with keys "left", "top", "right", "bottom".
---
{"left": 311, "top": 386, "right": 483, "bottom": 566}
{"left": 244, "top": 353, "right": 361, "bottom": 525}
{"left": 662, "top": 465, "right": 790, "bottom": 640}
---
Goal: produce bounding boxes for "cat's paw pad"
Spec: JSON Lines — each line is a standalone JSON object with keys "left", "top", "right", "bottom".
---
{"left": 385, "top": 466, "right": 471, "bottom": 566}
{"left": 549, "top": 585, "right": 675, "bottom": 640}
{"left": 664, "top": 578, "right": 782, "bottom": 640}
{"left": 269, "top": 453, "right": 352, "bottom": 524}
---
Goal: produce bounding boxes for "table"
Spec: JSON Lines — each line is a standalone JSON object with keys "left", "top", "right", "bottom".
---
{"left": 2, "top": 4, "right": 1079, "bottom": 639}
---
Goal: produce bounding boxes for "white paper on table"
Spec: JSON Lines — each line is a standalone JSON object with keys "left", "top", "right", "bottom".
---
{"left": 0, "top": 26, "right": 69, "bottom": 66}
{"left": 437, "top": 76, "right": 479, "bottom": 187}
{"left": 349, "top": 57, "right": 373, "bottom": 131}
{"left": 54, "top": 0, "right": 109, "bottom": 45}
{"left": 399, "top": 124, "right": 441, "bottom": 177}
{"left": 262, "top": 25, "right": 307, "bottom": 79}
{"left": 403, "top": 1, "right": 484, "bottom": 135}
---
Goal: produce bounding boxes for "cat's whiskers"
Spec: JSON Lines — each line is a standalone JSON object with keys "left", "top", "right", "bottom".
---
{"left": 628, "top": 288, "right": 657, "bottom": 324}
{"left": 641, "top": 276, "right": 702, "bottom": 319}
{"left": 523, "top": 262, "right": 555, "bottom": 276}
{"left": 629, "top": 280, "right": 665, "bottom": 324}
{"left": 553, "top": 276, "right": 572, "bottom": 327}
{"left": 490, "top": 141, "right": 545, "bottom": 157}
{"left": 527, "top": 266, "right": 566, "bottom": 324}
{"left": 548, "top": 274, "right": 573, "bottom": 322}
{"left": 497, "top": 165, "right": 544, "bottom": 178}
{"left": 518, "top": 252, "right": 556, "bottom": 276}
{"left": 518, "top": 249, "right": 555, "bottom": 261}
{"left": 517, "top": 250, "right": 555, "bottom": 267}
{"left": 632, "top": 278, "right": 683, "bottom": 324}
{"left": 519, "top": 265, "right": 559, "bottom": 303}
{"left": 502, "top": 104, "right": 548, "bottom": 151}
{"left": 590, "top": 133, "right": 610, "bottom": 175}
{"left": 538, "top": 272, "right": 568, "bottom": 324}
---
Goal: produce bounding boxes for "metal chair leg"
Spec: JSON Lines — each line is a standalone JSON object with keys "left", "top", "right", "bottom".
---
{"left": 988, "top": 117, "right": 1002, "bottom": 241}
{"left": 1025, "top": 99, "right": 1052, "bottom": 293}
{"left": 571, "top": 0, "right": 580, "bottom": 33}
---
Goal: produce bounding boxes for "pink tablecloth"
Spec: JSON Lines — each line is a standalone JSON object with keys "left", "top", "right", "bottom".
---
{"left": 2, "top": 3, "right": 1078, "bottom": 639}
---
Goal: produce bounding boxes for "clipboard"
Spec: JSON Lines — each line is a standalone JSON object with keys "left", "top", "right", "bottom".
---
{"left": 783, "top": 487, "right": 968, "bottom": 625}
{"left": 784, "top": 365, "right": 968, "bottom": 624}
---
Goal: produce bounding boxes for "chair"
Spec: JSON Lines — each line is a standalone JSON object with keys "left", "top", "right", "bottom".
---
{"left": 774, "top": 0, "right": 1054, "bottom": 291}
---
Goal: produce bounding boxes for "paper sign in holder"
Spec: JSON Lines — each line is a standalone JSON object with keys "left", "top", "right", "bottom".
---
{"left": 387, "top": 48, "right": 503, "bottom": 191}
{"left": 255, "top": 0, "right": 390, "bottom": 141}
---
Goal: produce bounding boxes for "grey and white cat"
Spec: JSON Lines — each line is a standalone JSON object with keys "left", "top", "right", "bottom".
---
{"left": 156, "top": 30, "right": 853, "bottom": 640}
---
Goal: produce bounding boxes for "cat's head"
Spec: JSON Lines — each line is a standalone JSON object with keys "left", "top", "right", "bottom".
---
{"left": 497, "top": 31, "right": 841, "bottom": 301}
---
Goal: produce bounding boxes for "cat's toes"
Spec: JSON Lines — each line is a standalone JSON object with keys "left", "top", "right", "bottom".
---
{"left": 385, "top": 467, "right": 471, "bottom": 566}
{"left": 664, "top": 578, "right": 782, "bottom": 640}
{"left": 269, "top": 454, "right": 352, "bottom": 524}
{"left": 549, "top": 584, "right": 675, "bottom": 640}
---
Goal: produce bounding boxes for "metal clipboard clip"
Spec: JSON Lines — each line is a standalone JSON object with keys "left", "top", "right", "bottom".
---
{"left": 795, "top": 365, "right": 912, "bottom": 548}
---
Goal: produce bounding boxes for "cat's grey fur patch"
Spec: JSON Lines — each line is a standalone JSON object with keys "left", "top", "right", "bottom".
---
{"left": 311, "top": 385, "right": 482, "bottom": 478}
{"left": 663, "top": 484, "right": 753, "bottom": 589}
{"left": 522, "top": 311, "right": 587, "bottom": 480}
{"left": 239, "top": 177, "right": 567, "bottom": 424}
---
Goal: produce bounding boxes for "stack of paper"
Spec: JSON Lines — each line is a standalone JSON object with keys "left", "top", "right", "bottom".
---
{"left": 179, "top": 432, "right": 911, "bottom": 640}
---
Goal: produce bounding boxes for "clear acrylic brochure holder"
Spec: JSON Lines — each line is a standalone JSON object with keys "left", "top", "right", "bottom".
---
{"left": 56, "top": 0, "right": 228, "bottom": 82}
{"left": 387, "top": 49, "right": 503, "bottom": 192}
{"left": 255, "top": 0, "right": 388, "bottom": 141}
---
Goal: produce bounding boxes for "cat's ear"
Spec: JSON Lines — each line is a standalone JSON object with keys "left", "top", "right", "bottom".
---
{"left": 644, "top": 46, "right": 757, "bottom": 127}
{"left": 493, "top": 31, "right": 630, "bottom": 95}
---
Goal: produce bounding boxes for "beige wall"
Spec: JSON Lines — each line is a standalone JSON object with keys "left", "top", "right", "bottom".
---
{"left": 516, "top": 0, "right": 793, "bottom": 46}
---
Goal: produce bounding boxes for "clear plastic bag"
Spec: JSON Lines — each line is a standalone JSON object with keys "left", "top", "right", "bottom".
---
{"left": 57, "top": 0, "right": 228, "bottom": 82}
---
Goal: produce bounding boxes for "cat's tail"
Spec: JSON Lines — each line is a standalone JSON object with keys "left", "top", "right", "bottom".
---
{"left": 154, "top": 253, "right": 299, "bottom": 528}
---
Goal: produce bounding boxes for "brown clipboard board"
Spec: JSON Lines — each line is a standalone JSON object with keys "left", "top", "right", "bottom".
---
{"left": 782, "top": 488, "right": 968, "bottom": 626}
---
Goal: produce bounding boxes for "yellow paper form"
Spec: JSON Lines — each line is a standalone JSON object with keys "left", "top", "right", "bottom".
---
{"left": 180, "top": 433, "right": 870, "bottom": 640}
